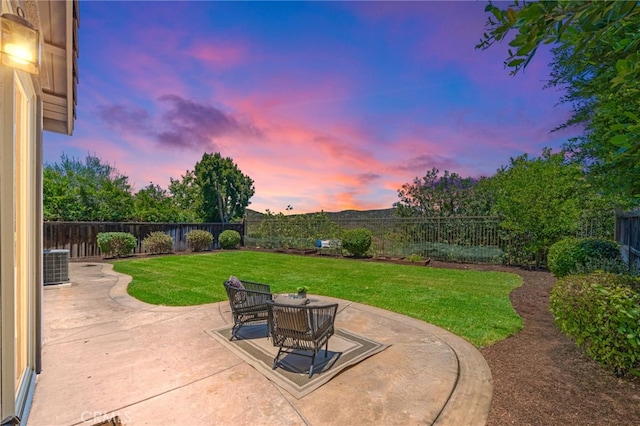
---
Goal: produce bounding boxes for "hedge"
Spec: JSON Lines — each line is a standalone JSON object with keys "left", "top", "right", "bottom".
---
{"left": 548, "top": 237, "right": 623, "bottom": 277}
{"left": 550, "top": 272, "right": 640, "bottom": 377}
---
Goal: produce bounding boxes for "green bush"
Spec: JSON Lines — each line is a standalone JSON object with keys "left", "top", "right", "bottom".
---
{"left": 219, "top": 230, "right": 241, "bottom": 249}
{"left": 550, "top": 272, "right": 640, "bottom": 377}
{"left": 574, "top": 257, "right": 629, "bottom": 275}
{"left": 580, "top": 238, "right": 621, "bottom": 260}
{"left": 142, "top": 231, "right": 173, "bottom": 254}
{"left": 97, "top": 232, "right": 137, "bottom": 258}
{"left": 548, "top": 237, "right": 581, "bottom": 277}
{"left": 548, "top": 237, "right": 622, "bottom": 277}
{"left": 342, "top": 228, "right": 372, "bottom": 257}
{"left": 186, "top": 229, "right": 213, "bottom": 252}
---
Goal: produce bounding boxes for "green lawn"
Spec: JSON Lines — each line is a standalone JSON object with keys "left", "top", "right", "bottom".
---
{"left": 113, "top": 251, "right": 523, "bottom": 347}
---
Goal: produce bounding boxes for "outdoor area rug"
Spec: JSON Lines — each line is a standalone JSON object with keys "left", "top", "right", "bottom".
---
{"left": 207, "top": 323, "right": 389, "bottom": 399}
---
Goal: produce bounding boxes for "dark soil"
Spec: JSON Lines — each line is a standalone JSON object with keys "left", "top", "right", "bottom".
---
{"left": 427, "top": 260, "right": 640, "bottom": 426}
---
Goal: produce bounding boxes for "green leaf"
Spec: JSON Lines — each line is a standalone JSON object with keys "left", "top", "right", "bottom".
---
{"left": 610, "top": 134, "right": 629, "bottom": 147}
{"left": 616, "top": 59, "right": 629, "bottom": 73}
{"left": 624, "top": 111, "right": 640, "bottom": 122}
{"left": 490, "top": 6, "right": 504, "bottom": 22}
{"left": 615, "top": 38, "right": 632, "bottom": 52}
{"left": 610, "top": 124, "right": 627, "bottom": 131}
{"left": 617, "top": 0, "right": 637, "bottom": 18}
{"left": 509, "top": 35, "right": 527, "bottom": 47}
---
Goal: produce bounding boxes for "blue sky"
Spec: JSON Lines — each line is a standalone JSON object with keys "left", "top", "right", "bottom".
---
{"left": 44, "top": 1, "right": 576, "bottom": 213}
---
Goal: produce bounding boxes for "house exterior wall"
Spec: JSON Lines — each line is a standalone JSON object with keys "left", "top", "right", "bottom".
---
{"left": 0, "top": 1, "right": 48, "bottom": 422}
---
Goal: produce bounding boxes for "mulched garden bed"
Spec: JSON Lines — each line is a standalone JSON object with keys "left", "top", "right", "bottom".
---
{"left": 427, "top": 260, "right": 640, "bottom": 426}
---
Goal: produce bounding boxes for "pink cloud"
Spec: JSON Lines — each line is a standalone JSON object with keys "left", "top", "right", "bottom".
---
{"left": 379, "top": 106, "right": 576, "bottom": 181}
{"left": 238, "top": 73, "right": 353, "bottom": 114}
{"left": 186, "top": 43, "right": 249, "bottom": 68}
{"left": 115, "top": 51, "right": 190, "bottom": 100}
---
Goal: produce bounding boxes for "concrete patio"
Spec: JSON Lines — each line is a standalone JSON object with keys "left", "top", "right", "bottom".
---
{"left": 27, "top": 262, "right": 492, "bottom": 425}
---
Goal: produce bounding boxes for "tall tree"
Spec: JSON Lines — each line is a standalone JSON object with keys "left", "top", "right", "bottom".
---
{"left": 477, "top": 1, "right": 640, "bottom": 201}
{"left": 488, "top": 148, "right": 585, "bottom": 267}
{"left": 193, "top": 152, "right": 255, "bottom": 222}
{"left": 168, "top": 170, "right": 202, "bottom": 221}
{"left": 43, "top": 154, "right": 133, "bottom": 221}
{"left": 395, "top": 168, "right": 491, "bottom": 217}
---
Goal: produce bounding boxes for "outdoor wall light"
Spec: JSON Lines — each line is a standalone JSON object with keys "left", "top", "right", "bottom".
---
{"left": 0, "top": 7, "right": 40, "bottom": 75}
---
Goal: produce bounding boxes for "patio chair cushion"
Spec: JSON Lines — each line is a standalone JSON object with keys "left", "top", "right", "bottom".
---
{"left": 277, "top": 309, "right": 310, "bottom": 333}
{"left": 227, "top": 275, "right": 246, "bottom": 303}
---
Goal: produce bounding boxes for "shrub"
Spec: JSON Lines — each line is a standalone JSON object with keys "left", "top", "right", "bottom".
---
{"left": 142, "top": 231, "right": 173, "bottom": 254}
{"left": 580, "top": 238, "right": 620, "bottom": 260}
{"left": 97, "top": 232, "right": 137, "bottom": 258}
{"left": 548, "top": 237, "right": 622, "bottom": 277}
{"left": 574, "top": 257, "right": 629, "bottom": 275}
{"left": 342, "top": 228, "right": 372, "bottom": 257}
{"left": 550, "top": 272, "right": 640, "bottom": 377}
{"left": 548, "top": 237, "right": 581, "bottom": 277}
{"left": 219, "top": 230, "right": 241, "bottom": 249}
{"left": 186, "top": 229, "right": 213, "bottom": 252}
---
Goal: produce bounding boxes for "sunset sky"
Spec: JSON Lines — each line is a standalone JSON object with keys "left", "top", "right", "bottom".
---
{"left": 43, "top": 1, "right": 576, "bottom": 214}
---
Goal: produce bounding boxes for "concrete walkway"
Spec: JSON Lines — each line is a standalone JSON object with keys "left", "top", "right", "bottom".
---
{"left": 28, "top": 263, "right": 492, "bottom": 425}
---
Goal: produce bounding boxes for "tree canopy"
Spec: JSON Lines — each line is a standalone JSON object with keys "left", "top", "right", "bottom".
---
{"left": 43, "top": 152, "right": 255, "bottom": 223}
{"left": 181, "top": 152, "right": 255, "bottom": 222}
{"left": 487, "top": 148, "right": 585, "bottom": 266}
{"left": 131, "top": 183, "right": 196, "bottom": 222}
{"left": 44, "top": 154, "right": 133, "bottom": 221}
{"left": 477, "top": 1, "right": 640, "bottom": 201}
{"left": 394, "top": 168, "right": 491, "bottom": 217}
{"left": 168, "top": 170, "right": 202, "bottom": 221}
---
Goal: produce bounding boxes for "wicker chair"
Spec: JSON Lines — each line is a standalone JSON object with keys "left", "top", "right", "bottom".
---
{"left": 223, "top": 279, "right": 273, "bottom": 340}
{"left": 267, "top": 301, "right": 339, "bottom": 378}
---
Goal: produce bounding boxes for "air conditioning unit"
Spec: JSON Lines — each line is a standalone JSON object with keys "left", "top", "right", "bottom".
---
{"left": 43, "top": 249, "right": 69, "bottom": 285}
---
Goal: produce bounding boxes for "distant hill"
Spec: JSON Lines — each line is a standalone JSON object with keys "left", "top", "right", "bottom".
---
{"left": 324, "top": 208, "right": 396, "bottom": 220}
{"left": 245, "top": 209, "right": 267, "bottom": 221}
{"left": 245, "top": 208, "right": 396, "bottom": 221}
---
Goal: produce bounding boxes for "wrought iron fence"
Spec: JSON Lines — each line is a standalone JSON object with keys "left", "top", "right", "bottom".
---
{"left": 246, "top": 213, "right": 615, "bottom": 265}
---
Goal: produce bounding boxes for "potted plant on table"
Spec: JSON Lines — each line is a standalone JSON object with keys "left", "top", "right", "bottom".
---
{"left": 296, "top": 286, "right": 308, "bottom": 298}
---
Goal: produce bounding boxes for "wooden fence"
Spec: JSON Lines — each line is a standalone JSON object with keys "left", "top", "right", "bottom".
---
{"left": 616, "top": 211, "right": 640, "bottom": 273}
{"left": 43, "top": 222, "right": 245, "bottom": 258}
